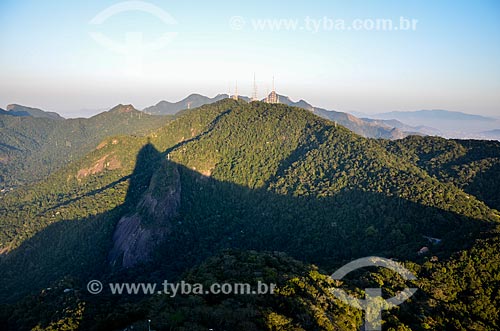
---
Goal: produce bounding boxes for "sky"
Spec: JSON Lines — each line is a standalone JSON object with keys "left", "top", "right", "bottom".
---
{"left": 0, "top": 0, "right": 499, "bottom": 118}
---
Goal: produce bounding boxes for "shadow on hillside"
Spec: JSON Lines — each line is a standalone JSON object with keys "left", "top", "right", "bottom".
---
{"left": 464, "top": 161, "right": 500, "bottom": 211}
{"left": 428, "top": 139, "right": 500, "bottom": 211}
{"left": 0, "top": 142, "right": 493, "bottom": 308}
{"left": 40, "top": 176, "right": 132, "bottom": 214}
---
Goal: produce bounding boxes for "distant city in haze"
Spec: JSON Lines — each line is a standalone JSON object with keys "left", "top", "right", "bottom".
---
{"left": 1, "top": 0, "right": 499, "bottom": 118}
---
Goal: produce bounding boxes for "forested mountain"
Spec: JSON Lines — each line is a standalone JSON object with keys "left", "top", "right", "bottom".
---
{"left": 0, "top": 99, "right": 499, "bottom": 330}
{"left": 383, "top": 136, "right": 500, "bottom": 211}
{"left": 0, "top": 105, "right": 171, "bottom": 187}
{"left": 143, "top": 93, "right": 430, "bottom": 139}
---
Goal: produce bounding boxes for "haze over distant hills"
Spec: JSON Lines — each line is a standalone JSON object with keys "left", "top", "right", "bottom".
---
{"left": 363, "top": 109, "right": 500, "bottom": 139}
{"left": 4, "top": 94, "right": 499, "bottom": 141}
{"left": 9, "top": 92, "right": 498, "bottom": 142}
{"left": 480, "top": 129, "right": 500, "bottom": 139}
{"left": 375, "top": 109, "right": 494, "bottom": 122}
{"left": 360, "top": 118, "right": 442, "bottom": 136}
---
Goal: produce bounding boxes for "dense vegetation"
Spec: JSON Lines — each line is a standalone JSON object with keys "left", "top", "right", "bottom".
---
{"left": 383, "top": 136, "right": 500, "bottom": 211}
{"left": 0, "top": 99, "right": 499, "bottom": 330}
{"left": 0, "top": 105, "right": 171, "bottom": 187}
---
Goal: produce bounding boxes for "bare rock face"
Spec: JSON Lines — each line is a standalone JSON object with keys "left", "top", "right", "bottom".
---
{"left": 109, "top": 160, "right": 181, "bottom": 268}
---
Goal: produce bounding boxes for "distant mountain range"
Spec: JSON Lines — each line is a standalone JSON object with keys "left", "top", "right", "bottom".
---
{"left": 360, "top": 118, "right": 442, "bottom": 136}
{"left": 261, "top": 95, "right": 441, "bottom": 139}
{"left": 3, "top": 97, "right": 499, "bottom": 142}
{"left": 1, "top": 104, "right": 64, "bottom": 120}
{"left": 477, "top": 129, "right": 500, "bottom": 141}
{"left": 374, "top": 109, "right": 494, "bottom": 122}
{"left": 364, "top": 109, "right": 500, "bottom": 138}
{"left": 482, "top": 129, "right": 500, "bottom": 136}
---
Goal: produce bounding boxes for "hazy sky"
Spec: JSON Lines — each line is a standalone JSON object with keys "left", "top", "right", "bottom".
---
{"left": 1, "top": 0, "right": 499, "bottom": 117}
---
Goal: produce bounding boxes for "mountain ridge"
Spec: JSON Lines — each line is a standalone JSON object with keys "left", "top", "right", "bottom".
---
{"left": 144, "top": 93, "right": 427, "bottom": 139}
{"left": 0, "top": 105, "right": 171, "bottom": 187}
{"left": 2, "top": 104, "right": 64, "bottom": 120}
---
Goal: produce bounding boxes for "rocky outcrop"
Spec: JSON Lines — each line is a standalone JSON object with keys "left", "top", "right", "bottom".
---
{"left": 76, "top": 154, "right": 121, "bottom": 180}
{"left": 108, "top": 160, "right": 181, "bottom": 268}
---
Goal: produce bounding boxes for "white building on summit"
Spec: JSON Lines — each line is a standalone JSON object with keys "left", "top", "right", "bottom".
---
{"left": 265, "top": 76, "right": 280, "bottom": 104}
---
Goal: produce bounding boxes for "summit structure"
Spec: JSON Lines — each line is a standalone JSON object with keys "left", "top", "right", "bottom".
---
{"left": 265, "top": 76, "right": 280, "bottom": 104}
